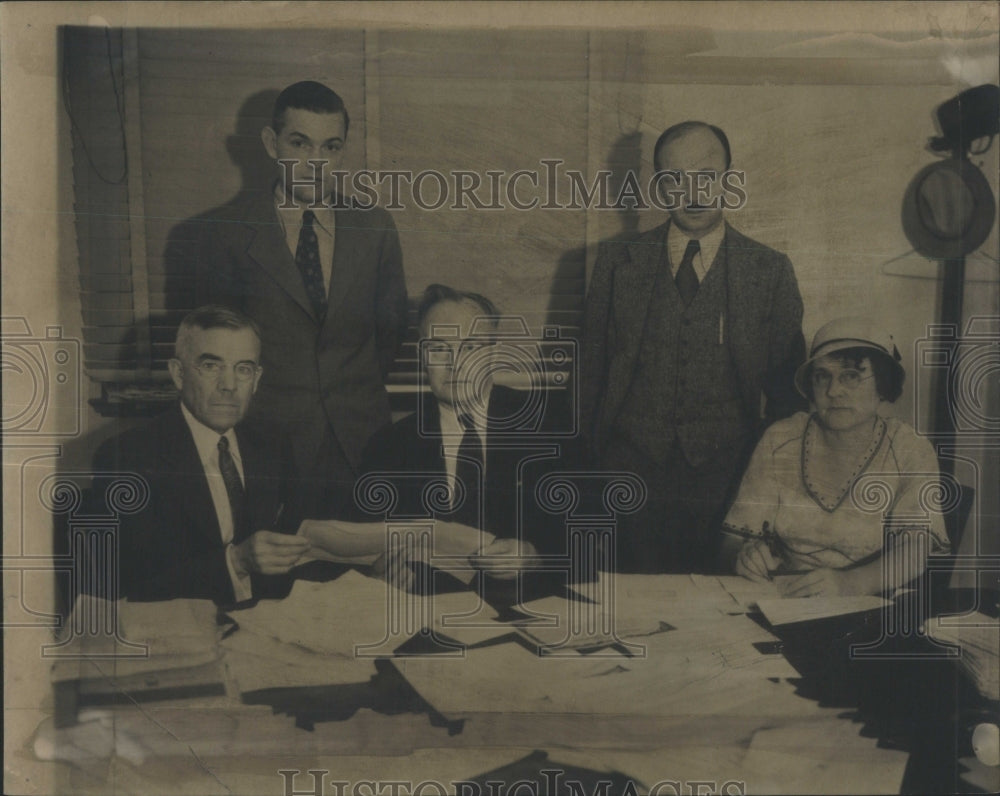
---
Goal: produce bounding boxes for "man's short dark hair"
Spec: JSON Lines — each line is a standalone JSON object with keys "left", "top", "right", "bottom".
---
{"left": 804, "top": 346, "right": 905, "bottom": 404}
{"left": 416, "top": 284, "right": 499, "bottom": 335}
{"left": 174, "top": 305, "right": 262, "bottom": 359}
{"left": 272, "top": 80, "right": 350, "bottom": 136}
{"left": 653, "top": 121, "right": 732, "bottom": 171}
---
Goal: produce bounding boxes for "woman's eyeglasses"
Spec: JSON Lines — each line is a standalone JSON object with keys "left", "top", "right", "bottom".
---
{"left": 811, "top": 368, "right": 874, "bottom": 391}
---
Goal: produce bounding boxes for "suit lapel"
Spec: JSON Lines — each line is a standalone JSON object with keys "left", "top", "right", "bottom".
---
{"left": 234, "top": 423, "right": 273, "bottom": 541}
{"left": 610, "top": 222, "right": 670, "bottom": 404}
{"left": 242, "top": 195, "right": 318, "bottom": 321}
{"left": 722, "top": 223, "right": 759, "bottom": 411}
{"left": 156, "top": 406, "right": 223, "bottom": 548}
{"left": 421, "top": 397, "right": 448, "bottom": 472}
{"left": 326, "top": 205, "right": 367, "bottom": 324}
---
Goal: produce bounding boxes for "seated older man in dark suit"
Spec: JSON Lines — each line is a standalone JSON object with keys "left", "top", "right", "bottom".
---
{"left": 361, "top": 285, "right": 581, "bottom": 585}
{"left": 89, "top": 306, "right": 312, "bottom": 605}
{"left": 89, "top": 305, "right": 489, "bottom": 605}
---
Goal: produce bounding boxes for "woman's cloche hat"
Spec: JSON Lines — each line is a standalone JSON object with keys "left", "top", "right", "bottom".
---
{"left": 794, "top": 317, "right": 904, "bottom": 399}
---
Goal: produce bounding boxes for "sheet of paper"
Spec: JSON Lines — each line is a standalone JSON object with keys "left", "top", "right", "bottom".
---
{"left": 718, "top": 575, "right": 783, "bottom": 612}
{"left": 515, "top": 594, "right": 669, "bottom": 651}
{"left": 395, "top": 610, "right": 804, "bottom": 719}
{"left": 227, "top": 571, "right": 400, "bottom": 658}
{"left": 756, "top": 595, "right": 891, "bottom": 627}
{"left": 227, "top": 570, "right": 506, "bottom": 657}
{"left": 739, "top": 719, "right": 910, "bottom": 794}
{"left": 221, "top": 628, "right": 376, "bottom": 692}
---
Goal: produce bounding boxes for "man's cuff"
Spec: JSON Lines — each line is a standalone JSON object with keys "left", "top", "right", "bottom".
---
{"left": 225, "top": 544, "right": 253, "bottom": 603}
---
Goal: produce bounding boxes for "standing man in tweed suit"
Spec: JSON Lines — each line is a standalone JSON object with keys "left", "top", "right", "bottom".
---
{"left": 581, "top": 121, "right": 807, "bottom": 573}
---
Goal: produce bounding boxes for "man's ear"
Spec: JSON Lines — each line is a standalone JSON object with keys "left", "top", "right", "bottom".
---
{"left": 167, "top": 358, "right": 184, "bottom": 392}
{"left": 251, "top": 366, "right": 263, "bottom": 396}
{"left": 261, "top": 126, "right": 278, "bottom": 160}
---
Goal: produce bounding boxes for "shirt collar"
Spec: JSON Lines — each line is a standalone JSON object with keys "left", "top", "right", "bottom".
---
{"left": 180, "top": 402, "right": 240, "bottom": 466}
{"left": 668, "top": 219, "right": 726, "bottom": 276}
{"left": 437, "top": 390, "right": 491, "bottom": 439}
{"left": 273, "top": 183, "right": 337, "bottom": 236}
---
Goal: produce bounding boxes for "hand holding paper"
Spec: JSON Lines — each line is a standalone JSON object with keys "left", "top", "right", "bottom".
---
{"left": 470, "top": 537, "right": 540, "bottom": 580}
{"left": 296, "top": 517, "right": 492, "bottom": 571}
{"left": 295, "top": 518, "right": 388, "bottom": 565}
{"left": 233, "top": 530, "right": 311, "bottom": 575}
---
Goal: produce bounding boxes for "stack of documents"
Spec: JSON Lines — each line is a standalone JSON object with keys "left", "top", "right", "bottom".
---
{"left": 51, "top": 596, "right": 225, "bottom": 699}
{"left": 926, "top": 613, "right": 1000, "bottom": 701}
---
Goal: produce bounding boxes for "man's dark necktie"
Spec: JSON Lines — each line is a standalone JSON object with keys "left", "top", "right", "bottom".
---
{"left": 217, "top": 435, "right": 247, "bottom": 541}
{"left": 295, "top": 210, "right": 328, "bottom": 321}
{"left": 453, "top": 413, "right": 484, "bottom": 528}
{"left": 675, "top": 238, "right": 701, "bottom": 308}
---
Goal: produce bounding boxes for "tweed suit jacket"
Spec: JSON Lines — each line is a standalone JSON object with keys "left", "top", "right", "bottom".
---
{"left": 581, "top": 220, "right": 807, "bottom": 463}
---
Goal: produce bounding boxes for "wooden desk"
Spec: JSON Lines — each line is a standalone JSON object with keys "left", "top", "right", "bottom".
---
{"left": 27, "top": 575, "right": 997, "bottom": 795}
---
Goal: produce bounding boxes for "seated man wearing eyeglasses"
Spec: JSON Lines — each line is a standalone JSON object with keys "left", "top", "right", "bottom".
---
{"left": 360, "top": 284, "right": 580, "bottom": 589}
{"left": 89, "top": 305, "right": 315, "bottom": 605}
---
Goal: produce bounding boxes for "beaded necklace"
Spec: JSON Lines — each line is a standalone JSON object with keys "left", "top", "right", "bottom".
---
{"left": 801, "top": 413, "right": 887, "bottom": 513}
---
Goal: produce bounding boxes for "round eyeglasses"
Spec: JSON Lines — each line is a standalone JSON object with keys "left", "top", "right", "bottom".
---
{"left": 194, "top": 361, "right": 260, "bottom": 382}
{"left": 811, "top": 368, "right": 874, "bottom": 391}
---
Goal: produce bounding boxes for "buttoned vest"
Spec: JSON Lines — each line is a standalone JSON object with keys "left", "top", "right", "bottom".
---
{"left": 612, "top": 242, "right": 748, "bottom": 466}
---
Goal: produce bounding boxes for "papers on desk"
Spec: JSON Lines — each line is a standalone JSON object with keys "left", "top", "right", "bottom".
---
{"left": 50, "top": 596, "right": 225, "bottom": 698}
{"left": 755, "top": 595, "right": 891, "bottom": 627}
{"left": 220, "top": 627, "right": 376, "bottom": 693}
{"left": 226, "top": 570, "right": 503, "bottom": 659}
{"left": 395, "top": 616, "right": 802, "bottom": 720}
{"left": 738, "top": 717, "right": 909, "bottom": 794}
{"left": 515, "top": 594, "right": 669, "bottom": 651}
{"left": 925, "top": 612, "right": 1000, "bottom": 701}
{"left": 394, "top": 574, "right": 803, "bottom": 721}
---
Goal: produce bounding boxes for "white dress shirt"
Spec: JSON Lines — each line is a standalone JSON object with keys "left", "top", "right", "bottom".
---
{"left": 274, "top": 186, "right": 336, "bottom": 299}
{"left": 438, "top": 398, "right": 489, "bottom": 510}
{"left": 180, "top": 403, "right": 253, "bottom": 602}
{"left": 667, "top": 221, "right": 725, "bottom": 283}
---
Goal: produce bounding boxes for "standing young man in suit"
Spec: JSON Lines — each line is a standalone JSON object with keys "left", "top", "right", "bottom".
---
{"left": 581, "top": 121, "right": 807, "bottom": 574}
{"left": 197, "top": 81, "right": 408, "bottom": 517}
{"left": 91, "top": 306, "right": 311, "bottom": 605}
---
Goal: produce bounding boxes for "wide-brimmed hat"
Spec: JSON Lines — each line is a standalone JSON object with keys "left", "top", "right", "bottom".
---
{"left": 794, "top": 317, "right": 904, "bottom": 399}
{"left": 901, "top": 157, "right": 996, "bottom": 260}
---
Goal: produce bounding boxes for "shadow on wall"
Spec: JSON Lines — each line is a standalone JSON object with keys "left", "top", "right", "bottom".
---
{"left": 545, "top": 129, "right": 645, "bottom": 335}
{"left": 160, "top": 89, "right": 280, "bottom": 320}
{"left": 113, "top": 90, "right": 282, "bottom": 372}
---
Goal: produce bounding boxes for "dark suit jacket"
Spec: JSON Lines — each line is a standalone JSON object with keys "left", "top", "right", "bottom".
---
{"left": 360, "top": 386, "right": 578, "bottom": 556}
{"left": 89, "top": 404, "right": 301, "bottom": 606}
{"left": 197, "top": 192, "right": 408, "bottom": 476}
{"left": 581, "top": 220, "right": 807, "bottom": 461}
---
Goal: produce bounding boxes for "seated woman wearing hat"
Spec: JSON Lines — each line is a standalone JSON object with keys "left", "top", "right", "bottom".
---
{"left": 722, "top": 317, "right": 949, "bottom": 597}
